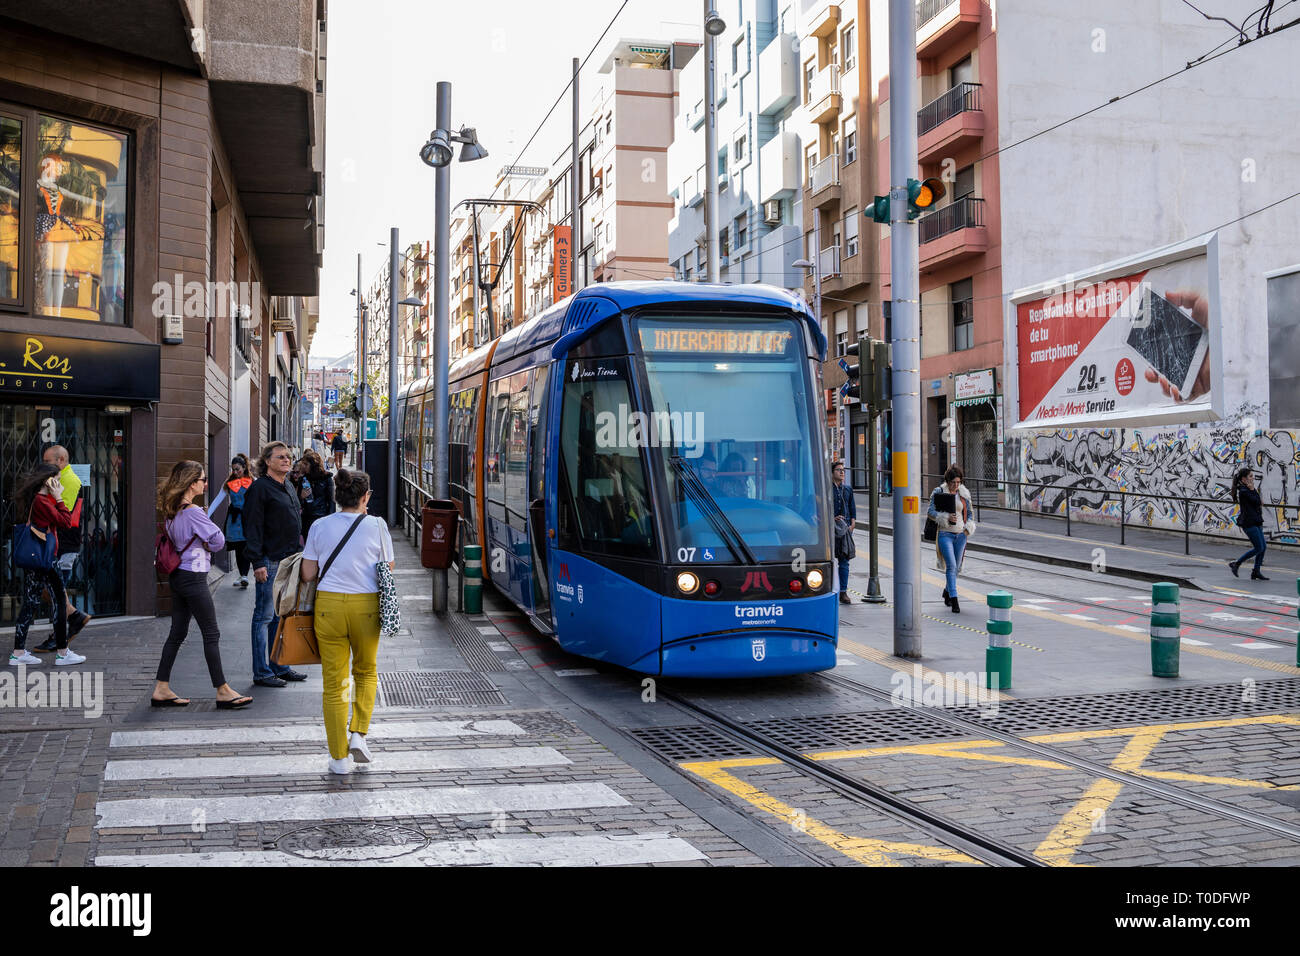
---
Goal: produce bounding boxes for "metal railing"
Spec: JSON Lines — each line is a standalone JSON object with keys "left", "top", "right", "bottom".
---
{"left": 917, "top": 81, "right": 982, "bottom": 136}
{"left": 809, "top": 153, "right": 840, "bottom": 194}
{"left": 916, "top": 0, "right": 958, "bottom": 30}
{"left": 918, "top": 195, "right": 984, "bottom": 244}
{"left": 844, "top": 467, "right": 1299, "bottom": 555}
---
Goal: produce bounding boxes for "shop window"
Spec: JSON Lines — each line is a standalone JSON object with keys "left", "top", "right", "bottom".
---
{"left": 0, "top": 108, "right": 129, "bottom": 323}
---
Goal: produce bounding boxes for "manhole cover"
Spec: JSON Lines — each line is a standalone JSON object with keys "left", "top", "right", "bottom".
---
{"left": 377, "top": 670, "right": 507, "bottom": 708}
{"left": 274, "top": 823, "right": 429, "bottom": 861}
{"left": 626, "top": 725, "right": 757, "bottom": 762}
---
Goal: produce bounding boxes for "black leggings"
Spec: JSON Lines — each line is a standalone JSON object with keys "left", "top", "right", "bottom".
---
{"left": 231, "top": 541, "right": 251, "bottom": 577}
{"left": 13, "top": 569, "right": 67, "bottom": 651}
{"left": 157, "top": 569, "right": 226, "bottom": 687}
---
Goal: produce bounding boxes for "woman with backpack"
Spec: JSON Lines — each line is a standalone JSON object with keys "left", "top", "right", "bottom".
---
{"left": 295, "top": 450, "right": 336, "bottom": 540}
{"left": 224, "top": 454, "right": 254, "bottom": 588}
{"left": 152, "top": 460, "right": 251, "bottom": 708}
{"left": 1228, "top": 467, "right": 1268, "bottom": 580}
{"left": 300, "top": 469, "right": 395, "bottom": 774}
{"left": 9, "top": 463, "right": 81, "bottom": 666}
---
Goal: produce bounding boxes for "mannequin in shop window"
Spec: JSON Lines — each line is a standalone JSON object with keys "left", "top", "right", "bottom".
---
{"left": 34, "top": 152, "right": 102, "bottom": 315}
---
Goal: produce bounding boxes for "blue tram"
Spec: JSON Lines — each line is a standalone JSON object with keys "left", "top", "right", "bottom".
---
{"left": 396, "top": 281, "right": 838, "bottom": 677}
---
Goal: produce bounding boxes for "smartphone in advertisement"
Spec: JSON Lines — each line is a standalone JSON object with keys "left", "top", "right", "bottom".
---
{"left": 1126, "top": 288, "right": 1208, "bottom": 399}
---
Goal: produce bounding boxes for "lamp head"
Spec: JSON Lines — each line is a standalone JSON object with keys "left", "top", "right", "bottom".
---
{"left": 456, "top": 127, "right": 489, "bottom": 163}
{"left": 419, "top": 129, "right": 453, "bottom": 168}
{"left": 705, "top": 10, "right": 726, "bottom": 35}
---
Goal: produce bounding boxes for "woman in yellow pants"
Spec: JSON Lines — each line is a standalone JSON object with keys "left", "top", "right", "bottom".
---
{"left": 299, "top": 469, "right": 395, "bottom": 775}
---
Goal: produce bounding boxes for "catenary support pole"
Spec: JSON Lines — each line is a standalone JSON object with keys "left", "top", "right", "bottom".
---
{"left": 865, "top": 411, "right": 885, "bottom": 602}
{"left": 388, "top": 226, "right": 400, "bottom": 527}
{"left": 572, "top": 56, "right": 583, "bottom": 292}
{"left": 357, "top": 252, "right": 365, "bottom": 472}
{"left": 889, "top": 0, "right": 922, "bottom": 656}
{"left": 703, "top": 0, "right": 720, "bottom": 283}
{"left": 431, "top": 81, "right": 452, "bottom": 614}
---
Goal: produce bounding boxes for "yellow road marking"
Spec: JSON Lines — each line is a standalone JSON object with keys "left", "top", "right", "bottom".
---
{"left": 679, "top": 758, "right": 980, "bottom": 866}
{"left": 808, "top": 739, "right": 1070, "bottom": 771}
{"left": 1031, "top": 714, "right": 1300, "bottom": 743}
{"left": 839, "top": 636, "right": 1015, "bottom": 702}
{"left": 875, "top": 555, "right": 1300, "bottom": 675}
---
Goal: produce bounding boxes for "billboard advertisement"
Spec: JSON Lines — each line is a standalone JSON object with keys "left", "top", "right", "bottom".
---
{"left": 1008, "top": 233, "right": 1223, "bottom": 429}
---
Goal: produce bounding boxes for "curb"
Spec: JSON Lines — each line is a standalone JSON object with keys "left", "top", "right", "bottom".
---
{"left": 859, "top": 520, "right": 1203, "bottom": 592}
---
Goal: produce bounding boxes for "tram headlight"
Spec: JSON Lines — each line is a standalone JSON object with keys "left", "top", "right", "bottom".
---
{"left": 676, "top": 571, "right": 699, "bottom": 594}
{"left": 807, "top": 570, "right": 824, "bottom": 591}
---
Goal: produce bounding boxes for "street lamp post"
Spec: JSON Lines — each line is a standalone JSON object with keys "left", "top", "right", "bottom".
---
{"left": 420, "top": 83, "right": 488, "bottom": 614}
{"left": 704, "top": 6, "right": 725, "bottom": 283}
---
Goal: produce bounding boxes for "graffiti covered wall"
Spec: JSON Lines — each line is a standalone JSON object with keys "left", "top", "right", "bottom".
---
{"left": 1018, "top": 405, "right": 1300, "bottom": 543}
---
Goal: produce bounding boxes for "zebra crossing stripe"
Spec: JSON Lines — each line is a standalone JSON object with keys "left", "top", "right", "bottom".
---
{"left": 95, "top": 783, "right": 628, "bottom": 829}
{"left": 103, "top": 747, "right": 570, "bottom": 781}
{"left": 93, "top": 833, "right": 705, "bottom": 867}
{"left": 109, "top": 720, "right": 526, "bottom": 748}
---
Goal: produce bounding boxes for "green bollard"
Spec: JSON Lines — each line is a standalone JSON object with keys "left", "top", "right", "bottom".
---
{"left": 463, "top": 544, "right": 483, "bottom": 614}
{"left": 985, "top": 590, "right": 1013, "bottom": 690}
{"left": 1150, "top": 581, "right": 1180, "bottom": 677}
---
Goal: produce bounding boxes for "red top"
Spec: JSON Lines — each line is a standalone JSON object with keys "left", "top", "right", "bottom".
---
{"left": 30, "top": 492, "right": 75, "bottom": 552}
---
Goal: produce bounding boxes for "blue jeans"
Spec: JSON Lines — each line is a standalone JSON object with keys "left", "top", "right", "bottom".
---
{"left": 837, "top": 557, "right": 851, "bottom": 594}
{"left": 1237, "top": 526, "right": 1266, "bottom": 573}
{"left": 938, "top": 531, "right": 967, "bottom": 597}
{"left": 251, "top": 559, "right": 290, "bottom": 681}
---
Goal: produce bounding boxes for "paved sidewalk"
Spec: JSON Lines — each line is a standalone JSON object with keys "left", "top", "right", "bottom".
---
{"left": 0, "top": 535, "right": 768, "bottom": 867}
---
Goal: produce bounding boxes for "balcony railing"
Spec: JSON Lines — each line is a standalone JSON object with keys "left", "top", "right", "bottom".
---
{"left": 917, "top": 81, "right": 981, "bottom": 136}
{"left": 918, "top": 195, "right": 985, "bottom": 243}
{"left": 819, "top": 243, "right": 842, "bottom": 278}
{"left": 915, "top": 0, "right": 957, "bottom": 29}
{"left": 808, "top": 64, "right": 840, "bottom": 106}
{"left": 808, "top": 154, "right": 840, "bottom": 194}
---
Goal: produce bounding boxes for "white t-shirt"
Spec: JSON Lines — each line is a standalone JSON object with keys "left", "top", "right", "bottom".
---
{"left": 303, "top": 512, "right": 395, "bottom": 594}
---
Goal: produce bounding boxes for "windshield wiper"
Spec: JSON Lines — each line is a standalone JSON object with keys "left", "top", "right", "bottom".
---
{"left": 669, "top": 455, "right": 757, "bottom": 565}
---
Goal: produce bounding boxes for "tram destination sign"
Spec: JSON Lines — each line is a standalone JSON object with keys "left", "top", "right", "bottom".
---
{"left": 639, "top": 327, "right": 793, "bottom": 355}
{"left": 0, "top": 330, "right": 161, "bottom": 403}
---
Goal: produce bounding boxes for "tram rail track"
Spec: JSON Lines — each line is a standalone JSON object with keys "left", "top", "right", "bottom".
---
{"left": 812, "top": 669, "right": 1300, "bottom": 849}
{"left": 655, "top": 686, "right": 1046, "bottom": 867}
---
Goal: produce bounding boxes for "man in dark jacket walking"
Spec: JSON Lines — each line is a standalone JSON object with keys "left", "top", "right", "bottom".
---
{"left": 244, "top": 441, "right": 307, "bottom": 687}
{"left": 832, "top": 461, "right": 858, "bottom": 604}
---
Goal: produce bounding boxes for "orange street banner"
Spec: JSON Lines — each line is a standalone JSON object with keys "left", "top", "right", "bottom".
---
{"left": 552, "top": 225, "right": 572, "bottom": 301}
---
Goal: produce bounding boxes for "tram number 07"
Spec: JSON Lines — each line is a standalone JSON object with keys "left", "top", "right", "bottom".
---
{"left": 1077, "top": 363, "right": 1099, "bottom": 392}
{"left": 677, "top": 547, "right": 697, "bottom": 562}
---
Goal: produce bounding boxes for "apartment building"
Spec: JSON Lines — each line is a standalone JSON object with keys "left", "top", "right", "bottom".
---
{"left": 796, "top": 0, "right": 874, "bottom": 467}
{"left": 0, "top": 1, "right": 326, "bottom": 621}
{"left": 668, "top": 2, "right": 805, "bottom": 291}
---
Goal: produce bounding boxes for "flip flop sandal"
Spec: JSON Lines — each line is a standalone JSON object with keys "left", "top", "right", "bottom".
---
{"left": 215, "top": 695, "right": 253, "bottom": 709}
{"left": 150, "top": 696, "right": 190, "bottom": 707}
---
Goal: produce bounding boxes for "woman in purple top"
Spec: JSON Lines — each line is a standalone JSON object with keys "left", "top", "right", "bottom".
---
{"left": 152, "top": 461, "right": 252, "bottom": 709}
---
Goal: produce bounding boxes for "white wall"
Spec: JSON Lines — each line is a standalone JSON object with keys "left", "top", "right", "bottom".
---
{"left": 996, "top": 0, "right": 1300, "bottom": 427}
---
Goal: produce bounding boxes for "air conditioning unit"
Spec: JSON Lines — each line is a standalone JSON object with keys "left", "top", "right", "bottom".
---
{"left": 763, "top": 199, "right": 782, "bottom": 225}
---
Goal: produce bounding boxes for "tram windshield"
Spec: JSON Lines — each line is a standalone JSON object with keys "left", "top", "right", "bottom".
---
{"left": 637, "top": 315, "right": 828, "bottom": 564}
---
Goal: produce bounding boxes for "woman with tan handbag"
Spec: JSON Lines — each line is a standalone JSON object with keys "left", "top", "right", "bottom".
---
{"left": 152, "top": 461, "right": 252, "bottom": 708}
{"left": 300, "top": 469, "right": 394, "bottom": 775}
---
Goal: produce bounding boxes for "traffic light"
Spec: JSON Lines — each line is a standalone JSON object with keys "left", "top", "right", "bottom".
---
{"left": 838, "top": 337, "right": 865, "bottom": 404}
{"left": 860, "top": 337, "right": 892, "bottom": 413}
{"left": 865, "top": 177, "right": 947, "bottom": 223}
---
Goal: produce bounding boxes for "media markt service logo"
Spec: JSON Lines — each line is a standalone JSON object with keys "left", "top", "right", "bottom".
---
{"left": 751, "top": 639, "right": 766, "bottom": 661}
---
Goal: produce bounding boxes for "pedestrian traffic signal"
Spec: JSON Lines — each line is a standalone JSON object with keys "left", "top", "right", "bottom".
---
{"left": 865, "top": 178, "right": 947, "bottom": 223}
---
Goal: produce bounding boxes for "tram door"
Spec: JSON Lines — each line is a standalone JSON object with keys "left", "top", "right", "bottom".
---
{"left": 527, "top": 365, "right": 551, "bottom": 624}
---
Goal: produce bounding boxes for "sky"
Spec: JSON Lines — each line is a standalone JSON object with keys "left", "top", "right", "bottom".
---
{"left": 313, "top": 0, "right": 704, "bottom": 361}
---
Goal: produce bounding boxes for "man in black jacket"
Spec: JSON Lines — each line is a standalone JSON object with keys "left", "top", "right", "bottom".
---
{"left": 832, "top": 460, "right": 858, "bottom": 605}
{"left": 244, "top": 441, "right": 307, "bottom": 687}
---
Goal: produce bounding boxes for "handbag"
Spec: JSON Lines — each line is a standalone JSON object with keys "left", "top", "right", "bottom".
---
{"left": 377, "top": 558, "right": 401, "bottom": 637}
{"left": 272, "top": 513, "right": 367, "bottom": 667}
{"left": 922, "top": 517, "right": 938, "bottom": 542}
{"left": 12, "top": 504, "right": 58, "bottom": 571}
